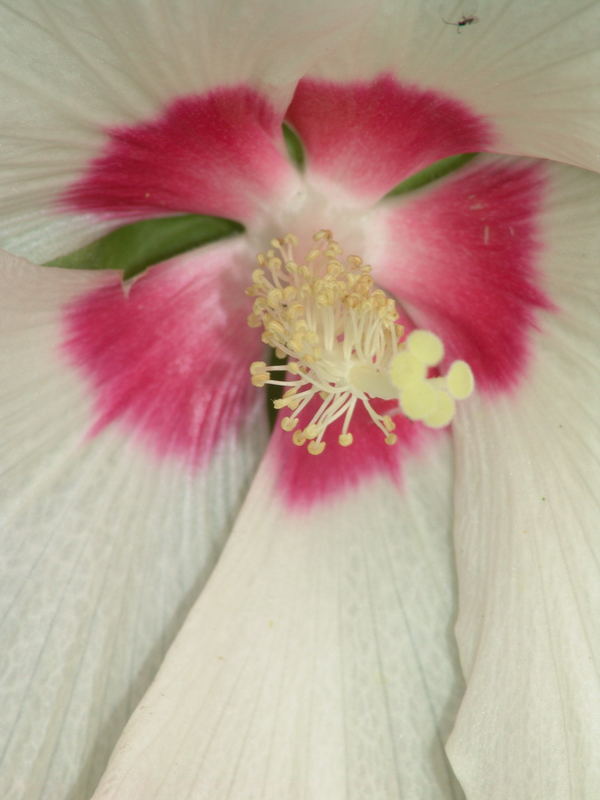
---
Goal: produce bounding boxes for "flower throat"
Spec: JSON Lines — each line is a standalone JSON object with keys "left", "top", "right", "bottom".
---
{"left": 247, "top": 230, "right": 474, "bottom": 454}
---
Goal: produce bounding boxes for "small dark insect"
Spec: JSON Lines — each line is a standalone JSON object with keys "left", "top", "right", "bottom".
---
{"left": 442, "top": 14, "right": 479, "bottom": 32}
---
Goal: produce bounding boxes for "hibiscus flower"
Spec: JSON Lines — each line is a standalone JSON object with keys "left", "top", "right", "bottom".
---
{"left": 1, "top": 1, "right": 599, "bottom": 798}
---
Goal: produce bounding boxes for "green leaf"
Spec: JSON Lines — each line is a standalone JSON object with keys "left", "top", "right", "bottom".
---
{"left": 282, "top": 123, "right": 305, "bottom": 171}
{"left": 384, "top": 153, "right": 477, "bottom": 199}
{"left": 46, "top": 214, "right": 244, "bottom": 281}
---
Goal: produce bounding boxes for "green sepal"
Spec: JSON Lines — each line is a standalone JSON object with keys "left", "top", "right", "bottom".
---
{"left": 384, "top": 153, "right": 477, "bottom": 199}
{"left": 282, "top": 123, "right": 305, "bottom": 171}
{"left": 46, "top": 214, "right": 244, "bottom": 281}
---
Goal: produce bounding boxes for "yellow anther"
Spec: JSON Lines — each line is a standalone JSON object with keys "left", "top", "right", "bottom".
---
{"left": 267, "top": 288, "right": 283, "bottom": 306}
{"left": 287, "top": 303, "right": 305, "bottom": 318}
{"left": 304, "top": 424, "right": 318, "bottom": 440}
{"left": 251, "top": 373, "right": 269, "bottom": 387}
{"left": 266, "top": 320, "right": 285, "bottom": 338}
{"left": 281, "top": 416, "right": 298, "bottom": 431}
{"left": 292, "top": 429, "right": 306, "bottom": 446}
{"left": 308, "top": 440, "right": 326, "bottom": 455}
{"left": 246, "top": 230, "right": 475, "bottom": 451}
{"left": 247, "top": 313, "right": 262, "bottom": 328}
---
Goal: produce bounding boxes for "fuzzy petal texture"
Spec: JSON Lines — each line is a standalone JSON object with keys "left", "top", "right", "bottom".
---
{"left": 271, "top": 396, "right": 421, "bottom": 510}
{"left": 0, "top": 246, "right": 268, "bottom": 799}
{"left": 0, "top": 0, "right": 377, "bottom": 260}
{"left": 93, "top": 431, "right": 464, "bottom": 800}
{"left": 61, "top": 238, "right": 262, "bottom": 467}
{"left": 286, "top": 75, "right": 493, "bottom": 204}
{"left": 371, "top": 155, "right": 551, "bottom": 391}
{"left": 290, "top": 0, "right": 600, "bottom": 195}
{"left": 446, "top": 163, "right": 600, "bottom": 799}
{"left": 61, "top": 87, "right": 297, "bottom": 225}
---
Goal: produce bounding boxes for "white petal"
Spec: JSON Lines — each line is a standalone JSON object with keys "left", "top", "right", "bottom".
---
{"left": 446, "top": 163, "right": 600, "bottom": 798}
{"left": 93, "top": 435, "right": 463, "bottom": 799}
{"left": 0, "top": 250, "right": 268, "bottom": 798}
{"left": 2, "top": 211, "right": 118, "bottom": 266}
{"left": 0, "top": 0, "right": 375, "bottom": 259}
{"left": 304, "top": 0, "right": 600, "bottom": 174}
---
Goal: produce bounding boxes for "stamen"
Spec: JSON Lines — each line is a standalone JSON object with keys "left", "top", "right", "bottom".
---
{"left": 247, "top": 230, "right": 475, "bottom": 452}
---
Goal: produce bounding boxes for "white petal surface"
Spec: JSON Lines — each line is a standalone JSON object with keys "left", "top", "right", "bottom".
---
{"left": 0, "top": 0, "right": 375, "bottom": 259}
{"left": 302, "top": 0, "right": 600, "bottom": 175}
{"left": 0, "top": 250, "right": 268, "bottom": 799}
{"left": 2, "top": 212, "right": 118, "bottom": 267}
{"left": 446, "top": 163, "right": 600, "bottom": 798}
{"left": 93, "top": 433, "right": 463, "bottom": 800}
